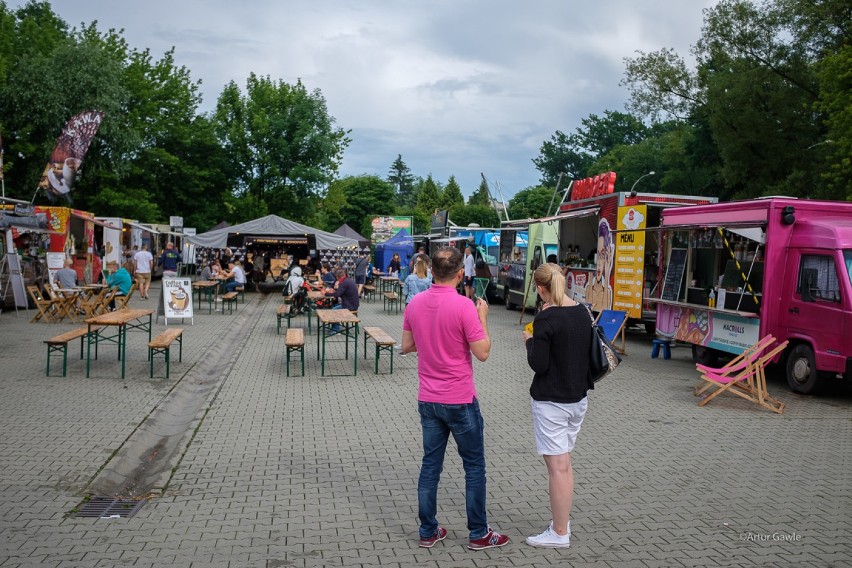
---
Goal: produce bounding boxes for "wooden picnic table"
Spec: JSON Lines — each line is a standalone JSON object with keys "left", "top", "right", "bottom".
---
{"left": 85, "top": 308, "right": 153, "bottom": 380}
{"left": 55, "top": 288, "right": 84, "bottom": 323}
{"left": 379, "top": 276, "right": 400, "bottom": 293}
{"left": 192, "top": 280, "right": 221, "bottom": 314}
{"left": 315, "top": 309, "right": 360, "bottom": 377}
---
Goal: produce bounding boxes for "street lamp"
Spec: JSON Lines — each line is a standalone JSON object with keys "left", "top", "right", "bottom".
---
{"left": 628, "top": 171, "right": 655, "bottom": 197}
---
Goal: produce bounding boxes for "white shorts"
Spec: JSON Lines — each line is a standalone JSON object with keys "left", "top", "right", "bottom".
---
{"left": 531, "top": 397, "right": 588, "bottom": 455}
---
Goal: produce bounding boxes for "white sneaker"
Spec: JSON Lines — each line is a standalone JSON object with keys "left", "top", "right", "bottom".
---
{"left": 526, "top": 522, "right": 570, "bottom": 548}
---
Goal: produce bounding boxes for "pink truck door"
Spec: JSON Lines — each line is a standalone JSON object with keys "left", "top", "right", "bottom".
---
{"left": 780, "top": 249, "right": 848, "bottom": 393}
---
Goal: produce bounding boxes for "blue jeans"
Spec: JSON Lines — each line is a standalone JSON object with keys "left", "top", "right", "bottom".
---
{"left": 418, "top": 399, "right": 488, "bottom": 540}
{"left": 330, "top": 304, "right": 342, "bottom": 333}
{"left": 225, "top": 280, "right": 242, "bottom": 293}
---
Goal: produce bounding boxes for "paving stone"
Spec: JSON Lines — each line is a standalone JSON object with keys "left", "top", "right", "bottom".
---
{"left": 0, "top": 286, "right": 850, "bottom": 566}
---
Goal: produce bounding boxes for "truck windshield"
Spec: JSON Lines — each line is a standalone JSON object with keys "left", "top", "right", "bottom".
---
{"left": 844, "top": 250, "right": 852, "bottom": 288}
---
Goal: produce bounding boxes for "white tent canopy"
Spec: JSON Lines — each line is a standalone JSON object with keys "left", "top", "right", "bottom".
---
{"left": 187, "top": 214, "right": 358, "bottom": 250}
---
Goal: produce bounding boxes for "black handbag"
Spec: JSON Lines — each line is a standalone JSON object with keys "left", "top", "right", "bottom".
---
{"left": 586, "top": 306, "right": 622, "bottom": 382}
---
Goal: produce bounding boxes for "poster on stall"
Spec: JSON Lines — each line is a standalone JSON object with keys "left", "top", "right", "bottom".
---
{"left": 159, "top": 277, "right": 193, "bottom": 325}
{"left": 46, "top": 252, "right": 66, "bottom": 287}
{"left": 614, "top": 205, "right": 647, "bottom": 318}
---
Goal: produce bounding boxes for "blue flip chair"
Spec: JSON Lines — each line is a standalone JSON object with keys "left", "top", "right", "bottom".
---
{"left": 595, "top": 309, "right": 628, "bottom": 355}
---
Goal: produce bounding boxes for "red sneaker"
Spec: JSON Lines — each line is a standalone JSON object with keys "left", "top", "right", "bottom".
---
{"left": 419, "top": 526, "right": 447, "bottom": 548}
{"left": 468, "top": 528, "right": 510, "bottom": 550}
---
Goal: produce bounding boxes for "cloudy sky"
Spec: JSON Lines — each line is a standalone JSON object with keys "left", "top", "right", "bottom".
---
{"left": 29, "top": 1, "right": 718, "bottom": 199}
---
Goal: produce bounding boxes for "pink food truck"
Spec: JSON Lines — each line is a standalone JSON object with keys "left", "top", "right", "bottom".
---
{"left": 654, "top": 197, "right": 852, "bottom": 394}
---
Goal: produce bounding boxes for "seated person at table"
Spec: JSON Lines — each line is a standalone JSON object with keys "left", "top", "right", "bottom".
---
{"left": 325, "top": 268, "right": 360, "bottom": 334}
{"left": 285, "top": 266, "right": 308, "bottom": 313}
{"left": 104, "top": 260, "right": 133, "bottom": 310}
{"left": 310, "top": 262, "right": 336, "bottom": 290}
{"left": 222, "top": 261, "right": 247, "bottom": 293}
{"left": 55, "top": 258, "right": 78, "bottom": 289}
{"left": 199, "top": 261, "right": 216, "bottom": 281}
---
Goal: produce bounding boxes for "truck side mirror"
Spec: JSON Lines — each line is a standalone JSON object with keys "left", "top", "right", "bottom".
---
{"left": 801, "top": 268, "right": 817, "bottom": 302}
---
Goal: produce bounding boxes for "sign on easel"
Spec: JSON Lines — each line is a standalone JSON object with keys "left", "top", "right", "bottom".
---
{"left": 158, "top": 277, "right": 193, "bottom": 325}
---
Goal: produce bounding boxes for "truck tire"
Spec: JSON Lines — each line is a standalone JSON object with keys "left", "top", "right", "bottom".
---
{"left": 786, "top": 344, "right": 821, "bottom": 394}
{"left": 505, "top": 291, "right": 516, "bottom": 310}
{"left": 692, "top": 345, "right": 719, "bottom": 367}
{"left": 644, "top": 321, "right": 656, "bottom": 335}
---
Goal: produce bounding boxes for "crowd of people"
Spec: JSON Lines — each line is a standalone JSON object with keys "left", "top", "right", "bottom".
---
{"left": 83, "top": 240, "right": 597, "bottom": 550}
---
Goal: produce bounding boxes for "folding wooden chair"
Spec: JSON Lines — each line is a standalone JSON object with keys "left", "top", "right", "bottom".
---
{"left": 79, "top": 287, "right": 108, "bottom": 318}
{"left": 114, "top": 283, "right": 137, "bottom": 310}
{"left": 27, "top": 285, "right": 61, "bottom": 323}
{"left": 694, "top": 334, "right": 777, "bottom": 397}
{"left": 695, "top": 340, "right": 788, "bottom": 414}
{"left": 44, "top": 285, "right": 72, "bottom": 322}
{"left": 595, "top": 309, "right": 628, "bottom": 354}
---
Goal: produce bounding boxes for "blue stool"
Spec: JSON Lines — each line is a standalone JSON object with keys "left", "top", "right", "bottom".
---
{"left": 651, "top": 339, "right": 672, "bottom": 359}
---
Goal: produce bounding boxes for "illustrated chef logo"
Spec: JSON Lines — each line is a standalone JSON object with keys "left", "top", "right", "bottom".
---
{"left": 622, "top": 208, "right": 645, "bottom": 230}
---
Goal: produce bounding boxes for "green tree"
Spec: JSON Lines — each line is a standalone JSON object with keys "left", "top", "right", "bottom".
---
{"left": 814, "top": 44, "right": 851, "bottom": 200}
{"left": 533, "top": 111, "right": 649, "bottom": 187}
{"left": 507, "top": 186, "right": 554, "bottom": 220}
{"left": 441, "top": 175, "right": 465, "bottom": 209}
{"left": 387, "top": 154, "right": 416, "bottom": 207}
{"left": 450, "top": 205, "right": 500, "bottom": 228}
{"left": 415, "top": 174, "right": 442, "bottom": 215}
{"left": 469, "top": 177, "right": 491, "bottom": 206}
{"left": 622, "top": 0, "right": 848, "bottom": 199}
{"left": 213, "top": 74, "right": 351, "bottom": 221}
{"left": 333, "top": 175, "right": 396, "bottom": 237}
{"left": 312, "top": 179, "right": 347, "bottom": 231}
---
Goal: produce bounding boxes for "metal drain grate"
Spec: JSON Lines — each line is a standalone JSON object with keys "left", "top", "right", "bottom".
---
{"left": 73, "top": 496, "right": 147, "bottom": 519}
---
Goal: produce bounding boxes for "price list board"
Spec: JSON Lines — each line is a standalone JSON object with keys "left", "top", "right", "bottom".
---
{"left": 613, "top": 205, "right": 647, "bottom": 318}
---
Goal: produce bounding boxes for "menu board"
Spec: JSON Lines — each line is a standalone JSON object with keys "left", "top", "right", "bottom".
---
{"left": 613, "top": 205, "right": 647, "bottom": 318}
{"left": 661, "top": 248, "right": 687, "bottom": 302}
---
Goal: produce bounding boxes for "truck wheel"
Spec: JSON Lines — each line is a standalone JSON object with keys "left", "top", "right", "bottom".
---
{"left": 505, "top": 291, "right": 516, "bottom": 310}
{"left": 786, "top": 344, "right": 821, "bottom": 394}
{"left": 692, "top": 345, "right": 719, "bottom": 367}
{"left": 644, "top": 321, "right": 656, "bottom": 335}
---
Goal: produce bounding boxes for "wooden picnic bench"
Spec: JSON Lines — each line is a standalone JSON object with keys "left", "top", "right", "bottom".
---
{"left": 285, "top": 328, "right": 305, "bottom": 377}
{"left": 362, "top": 326, "right": 397, "bottom": 374}
{"left": 221, "top": 291, "right": 239, "bottom": 314}
{"left": 362, "top": 284, "right": 376, "bottom": 302}
{"left": 383, "top": 291, "right": 400, "bottom": 314}
{"left": 148, "top": 328, "right": 184, "bottom": 378}
{"left": 44, "top": 326, "right": 101, "bottom": 377}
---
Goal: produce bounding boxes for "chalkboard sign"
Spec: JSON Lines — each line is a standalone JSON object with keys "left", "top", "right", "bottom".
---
{"left": 661, "top": 248, "right": 687, "bottom": 301}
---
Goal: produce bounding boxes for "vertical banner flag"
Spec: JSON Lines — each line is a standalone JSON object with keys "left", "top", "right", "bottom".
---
{"left": 38, "top": 111, "right": 104, "bottom": 203}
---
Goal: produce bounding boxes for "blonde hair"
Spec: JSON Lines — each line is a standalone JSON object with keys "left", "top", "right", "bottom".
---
{"left": 414, "top": 257, "right": 428, "bottom": 278}
{"left": 533, "top": 263, "right": 567, "bottom": 306}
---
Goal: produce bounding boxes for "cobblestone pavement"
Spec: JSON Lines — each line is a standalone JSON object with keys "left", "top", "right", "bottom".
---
{"left": 1, "top": 283, "right": 850, "bottom": 567}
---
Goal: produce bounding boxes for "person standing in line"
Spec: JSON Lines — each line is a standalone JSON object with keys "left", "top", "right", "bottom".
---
{"left": 159, "top": 242, "right": 182, "bottom": 278}
{"left": 521, "top": 262, "right": 593, "bottom": 548}
{"left": 402, "top": 257, "right": 432, "bottom": 307}
{"left": 463, "top": 245, "right": 475, "bottom": 300}
{"left": 133, "top": 244, "right": 154, "bottom": 299}
{"left": 354, "top": 252, "right": 369, "bottom": 297}
{"left": 402, "top": 246, "right": 510, "bottom": 551}
{"left": 409, "top": 246, "right": 429, "bottom": 273}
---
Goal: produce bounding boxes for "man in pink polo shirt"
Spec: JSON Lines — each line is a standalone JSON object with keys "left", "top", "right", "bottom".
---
{"left": 402, "top": 246, "right": 510, "bottom": 551}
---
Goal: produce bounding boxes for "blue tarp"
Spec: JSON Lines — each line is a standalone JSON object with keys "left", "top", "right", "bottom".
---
{"left": 375, "top": 228, "right": 414, "bottom": 275}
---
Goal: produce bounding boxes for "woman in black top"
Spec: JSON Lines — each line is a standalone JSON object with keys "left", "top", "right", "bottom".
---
{"left": 387, "top": 253, "right": 402, "bottom": 276}
{"left": 521, "top": 263, "right": 593, "bottom": 548}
